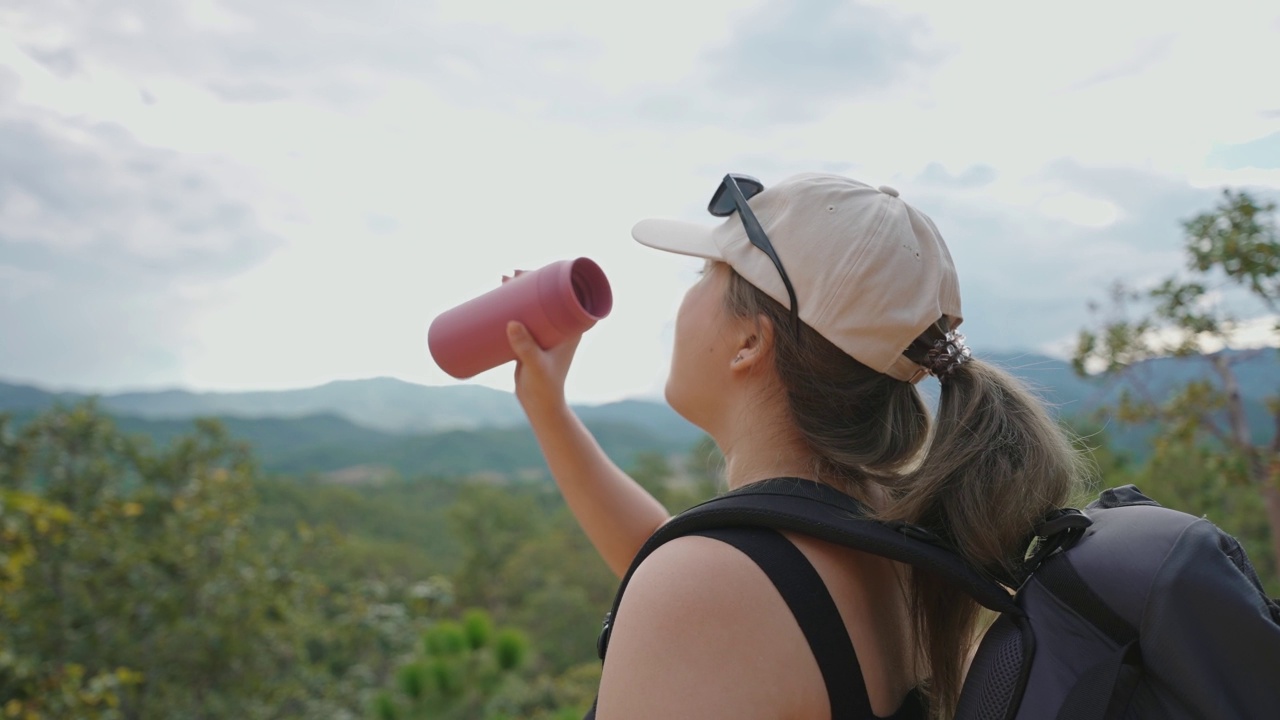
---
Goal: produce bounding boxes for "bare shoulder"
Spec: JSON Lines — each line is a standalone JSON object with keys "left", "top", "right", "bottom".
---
{"left": 595, "top": 535, "right": 822, "bottom": 720}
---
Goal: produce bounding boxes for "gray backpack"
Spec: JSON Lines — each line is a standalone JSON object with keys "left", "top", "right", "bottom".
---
{"left": 596, "top": 479, "right": 1280, "bottom": 719}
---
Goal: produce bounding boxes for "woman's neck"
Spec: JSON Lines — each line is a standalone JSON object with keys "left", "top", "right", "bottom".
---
{"left": 712, "top": 391, "right": 890, "bottom": 511}
{"left": 716, "top": 400, "right": 818, "bottom": 491}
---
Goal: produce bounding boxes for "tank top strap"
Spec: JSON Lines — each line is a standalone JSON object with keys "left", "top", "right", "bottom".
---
{"left": 584, "top": 525, "right": 928, "bottom": 720}
{"left": 692, "top": 525, "right": 873, "bottom": 719}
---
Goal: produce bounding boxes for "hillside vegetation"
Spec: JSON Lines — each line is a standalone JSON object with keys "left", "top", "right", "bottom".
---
{"left": 1, "top": 398, "right": 1273, "bottom": 719}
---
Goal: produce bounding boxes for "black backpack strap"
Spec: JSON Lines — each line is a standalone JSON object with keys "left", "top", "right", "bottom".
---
{"left": 692, "top": 526, "right": 873, "bottom": 720}
{"left": 1037, "top": 554, "right": 1141, "bottom": 720}
{"left": 598, "top": 478, "right": 1017, "bottom": 661}
{"left": 1035, "top": 554, "right": 1137, "bottom": 647}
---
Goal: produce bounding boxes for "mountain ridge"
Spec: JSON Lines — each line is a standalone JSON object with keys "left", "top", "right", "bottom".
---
{"left": 4, "top": 349, "right": 1275, "bottom": 433}
{"left": 0, "top": 375, "right": 692, "bottom": 439}
{"left": 3, "top": 348, "right": 1275, "bottom": 476}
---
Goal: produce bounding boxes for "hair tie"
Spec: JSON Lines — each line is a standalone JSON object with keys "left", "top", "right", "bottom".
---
{"left": 926, "top": 331, "right": 971, "bottom": 380}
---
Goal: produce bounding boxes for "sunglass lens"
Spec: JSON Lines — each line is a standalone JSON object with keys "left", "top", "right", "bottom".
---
{"left": 708, "top": 182, "right": 735, "bottom": 217}
{"left": 708, "top": 174, "right": 765, "bottom": 217}
{"left": 735, "top": 176, "right": 764, "bottom": 199}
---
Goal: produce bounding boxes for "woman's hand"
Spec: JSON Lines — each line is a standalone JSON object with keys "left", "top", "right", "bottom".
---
{"left": 506, "top": 320, "right": 582, "bottom": 416}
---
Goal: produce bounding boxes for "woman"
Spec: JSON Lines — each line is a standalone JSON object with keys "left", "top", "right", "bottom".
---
{"left": 506, "top": 173, "right": 1083, "bottom": 719}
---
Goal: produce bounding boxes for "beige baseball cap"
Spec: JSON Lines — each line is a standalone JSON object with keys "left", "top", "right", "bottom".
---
{"left": 631, "top": 172, "right": 962, "bottom": 383}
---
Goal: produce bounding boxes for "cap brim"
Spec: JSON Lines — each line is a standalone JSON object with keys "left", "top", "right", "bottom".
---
{"left": 631, "top": 218, "right": 725, "bottom": 262}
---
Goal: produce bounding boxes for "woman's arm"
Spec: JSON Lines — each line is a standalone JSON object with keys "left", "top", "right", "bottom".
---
{"left": 507, "top": 321, "right": 670, "bottom": 577}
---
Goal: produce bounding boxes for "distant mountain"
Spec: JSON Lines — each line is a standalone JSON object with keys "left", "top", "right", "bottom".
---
{"left": 979, "top": 348, "right": 1278, "bottom": 455}
{"left": 0, "top": 376, "right": 700, "bottom": 439}
{"left": 846, "top": 348, "right": 1276, "bottom": 456}
{"left": 0, "top": 407, "right": 698, "bottom": 481}
{"left": 110, "top": 378, "right": 524, "bottom": 433}
{"left": 2, "top": 347, "right": 1275, "bottom": 474}
{"left": 188, "top": 415, "right": 695, "bottom": 480}
{"left": 5, "top": 350, "right": 1276, "bottom": 434}
{"left": 975, "top": 348, "right": 1276, "bottom": 413}
{"left": 0, "top": 377, "right": 705, "bottom": 479}
{"left": 574, "top": 399, "right": 700, "bottom": 444}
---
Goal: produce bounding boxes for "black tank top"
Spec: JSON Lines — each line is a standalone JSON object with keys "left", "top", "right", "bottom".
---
{"left": 584, "top": 525, "right": 927, "bottom": 719}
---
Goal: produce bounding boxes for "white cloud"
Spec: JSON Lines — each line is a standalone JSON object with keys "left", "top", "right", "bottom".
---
{"left": 0, "top": 0, "right": 1278, "bottom": 403}
{"left": 1035, "top": 193, "right": 1122, "bottom": 229}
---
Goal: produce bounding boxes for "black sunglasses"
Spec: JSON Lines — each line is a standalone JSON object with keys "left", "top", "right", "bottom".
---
{"left": 708, "top": 174, "right": 800, "bottom": 337}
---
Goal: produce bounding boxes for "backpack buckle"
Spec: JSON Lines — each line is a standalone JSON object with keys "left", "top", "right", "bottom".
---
{"left": 1037, "top": 507, "right": 1092, "bottom": 539}
{"left": 596, "top": 611, "right": 613, "bottom": 660}
{"left": 1019, "top": 508, "right": 1092, "bottom": 583}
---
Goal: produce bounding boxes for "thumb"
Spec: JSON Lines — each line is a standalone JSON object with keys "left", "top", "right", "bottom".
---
{"left": 506, "top": 321, "right": 537, "bottom": 359}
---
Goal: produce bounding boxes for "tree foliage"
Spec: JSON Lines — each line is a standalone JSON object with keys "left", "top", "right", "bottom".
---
{"left": 0, "top": 402, "right": 722, "bottom": 719}
{"left": 0, "top": 403, "right": 432, "bottom": 718}
{"left": 376, "top": 608, "right": 549, "bottom": 720}
{"left": 1074, "top": 189, "right": 1280, "bottom": 585}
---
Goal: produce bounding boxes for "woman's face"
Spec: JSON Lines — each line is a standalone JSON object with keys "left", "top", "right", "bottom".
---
{"left": 665, "top": 262, "right": 741, "bottom": 432}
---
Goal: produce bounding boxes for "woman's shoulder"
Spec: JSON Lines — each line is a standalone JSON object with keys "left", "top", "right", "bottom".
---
{"left": 595, "top": 534, "right": 827, "bottom": 719}
{"left": 612, "top": 533, "right": 791, "bottom": 647}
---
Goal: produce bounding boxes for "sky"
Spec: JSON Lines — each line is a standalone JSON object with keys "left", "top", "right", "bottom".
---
{"left": 0, "top": 0, "right": 1278, "bottom": 404}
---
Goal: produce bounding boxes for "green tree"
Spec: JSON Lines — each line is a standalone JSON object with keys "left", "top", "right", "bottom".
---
{"left": 668, "top": 436, "right": 723, "bottom": 512}
{"left": 629, "top": 452, "right": 673, "bottom": 500}
{"left": 447, "top": 482, "right": 541, "bottom": 612}
{"left": 0, "top": 486, "right": 142, "bottom": 719}
{"left": 0, "top": 403, "right": 424, "bottom": 718}
{"left": 1074, "top": 189, "right": 1280, "bottom": 582}
{"left": 377, "top": 608, "right": 532, "bottom": 720}
{"left": 629, "top": 445, "right": 720, "bottom": 513}
{"left": 498, "top": 511, "right": 617, "bottom": 674}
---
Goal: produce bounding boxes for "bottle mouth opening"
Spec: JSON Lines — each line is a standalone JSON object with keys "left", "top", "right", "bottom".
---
{"left": 570, "top": 260, "right": 613, "bottom": 319}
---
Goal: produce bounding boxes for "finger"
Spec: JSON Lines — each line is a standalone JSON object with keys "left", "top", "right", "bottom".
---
{"left": 506, "top": 321, "right": 538, "bottom": 360}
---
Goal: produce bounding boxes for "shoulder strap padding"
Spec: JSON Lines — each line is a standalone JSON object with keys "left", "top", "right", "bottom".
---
{"left": 599, "top": 479, "right": 1018, "bottom": 660}
{"left": 657, "top": 479, "right": 1016, "bottom": 612}
{"left": 954, "top": 612, "right": 1036, "bottom": 720}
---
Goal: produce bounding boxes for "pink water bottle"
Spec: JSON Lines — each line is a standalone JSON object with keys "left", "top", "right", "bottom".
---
{"left": 428, "top": 257, "right": 613, "bottom": 379}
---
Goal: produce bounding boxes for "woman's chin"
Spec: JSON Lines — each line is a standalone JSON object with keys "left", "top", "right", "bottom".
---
{"left": 663, "top": 383, "right": 684, "bottom": 417}
{"left": 664, "top": 384, "right": 712, "bottom": 435}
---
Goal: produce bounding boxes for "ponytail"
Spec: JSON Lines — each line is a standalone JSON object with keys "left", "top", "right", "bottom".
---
{"left": 887, "top": 358, "right": 1082, "bottom": 580}
{"left": 721, "top": 267, "right": 1085, "bottom": 717}
{"left": 879, "top": 359, "right": 1085, "bottom": 713}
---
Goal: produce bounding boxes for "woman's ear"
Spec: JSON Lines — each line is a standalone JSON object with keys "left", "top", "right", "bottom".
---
{"left": 729, "top": 314, "right": 774, "bottom": 374}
